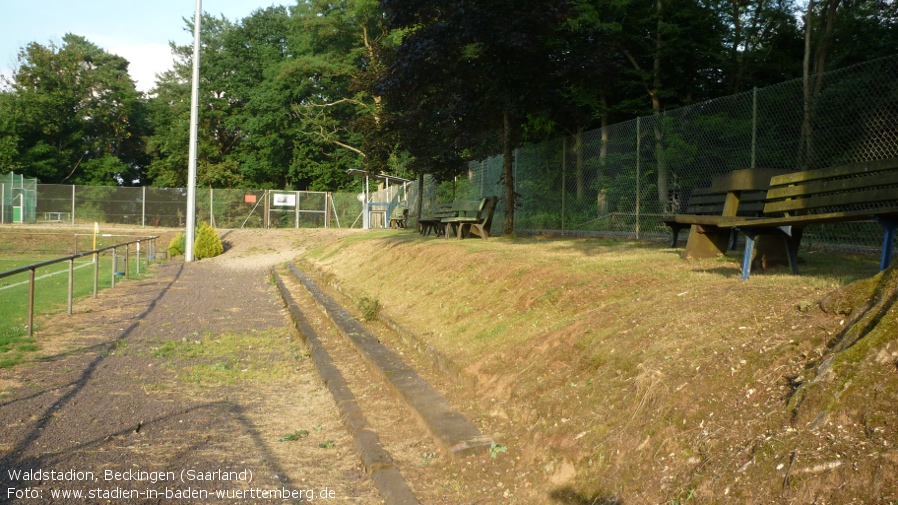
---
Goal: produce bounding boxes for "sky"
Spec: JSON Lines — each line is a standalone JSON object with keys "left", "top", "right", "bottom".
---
{"left": 1, "top": 0, "right": 293, "bottom": 93}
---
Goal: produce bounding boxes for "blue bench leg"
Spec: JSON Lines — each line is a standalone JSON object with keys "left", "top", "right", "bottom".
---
{"left": 875, "top": 216, "right": 897, "bottom": 271}
{"left": 729, "top": 230, "right": 739, "bottom": 251}
{"left": 670, "top": 228, "right": 680, "bottom": 248}
{"left": 784, "top": 232, "right": 801, "bottom": 275}
{"left": 740, "top": 231, "right": 755, "bottom": 280}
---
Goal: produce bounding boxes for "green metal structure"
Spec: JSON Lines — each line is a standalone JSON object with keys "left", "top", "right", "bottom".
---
{"left": 0, "top": 172, "right": 38, "bottom": 224}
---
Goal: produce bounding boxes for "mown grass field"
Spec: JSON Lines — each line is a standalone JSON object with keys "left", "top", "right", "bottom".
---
{"left": 0, "top": 229, "right": 156, "bottom": 367}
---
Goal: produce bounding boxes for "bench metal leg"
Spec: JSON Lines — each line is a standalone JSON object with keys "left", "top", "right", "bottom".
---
{"left": 740, "top": 232, "right": 755, "bottom": 280}
{"left": 738, "top": 226, "right": 801, "bottom": 280}
{"left": 875, "top": 216, "right": 897, "bottom": 271}
{"left": 783, "top": 226, "right": 801, "bottom": 276}
{"left": 670, "top": 227, "right": 681, "bottom": 248}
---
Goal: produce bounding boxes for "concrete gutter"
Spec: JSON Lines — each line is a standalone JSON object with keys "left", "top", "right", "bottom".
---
{"left": 272, "top": 268, "right": 419, "bottom": 505}
{"left": 287, "top": 263, "right": 492, "bottom": 458}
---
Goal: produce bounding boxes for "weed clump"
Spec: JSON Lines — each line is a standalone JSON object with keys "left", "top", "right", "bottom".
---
{"left": 357, "top": 296, "right": 380, "bottom": 321}
{"left": 194, "top": 222, "right": 224, "bottom": 259}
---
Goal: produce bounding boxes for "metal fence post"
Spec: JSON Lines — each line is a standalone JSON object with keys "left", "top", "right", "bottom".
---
{"left": 562, "top": 137, "right": 567, "bottom": 236}
{"left": 68, "top": 258, "right": 74, "bottom": 315}
{"left": 142, "top": 186, "right": 146, "bottom": 227}
{"left": 125, "top": 244, "right": 130, "bottom": 280}
{"left": 111, "top": 247, "right": 117, "bottom": 287}
{"left": 636, "top": 117, "right": 641, "bottom": 239}
{"left": 93, "top": 252, "right": 99, "bottom": 298}
{"left": 752, "top": 87, "right": 758, "bottom": 169}
{"left": 71, "top": 185, "right": 76, "bottom": 226}
{"left": 27, "top": 268, "right": 35, "bottom": 337}
{"left": 1, "top": 183, "right": 4, "bottom": 223}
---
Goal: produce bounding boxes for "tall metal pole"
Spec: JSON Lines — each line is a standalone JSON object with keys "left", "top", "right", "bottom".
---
{"left": 185, "top": 0, "right": 202, "bottom": 262}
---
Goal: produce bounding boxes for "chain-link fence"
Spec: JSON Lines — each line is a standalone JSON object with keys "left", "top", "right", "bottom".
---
{"left": 6, "top": 54, "right": 898, "bottom": 252}
{"left": 405, "top": 54, "right": 898, "bottom": 251}
{"left": 13, "top": 186, "right": 365, "bottom": 230}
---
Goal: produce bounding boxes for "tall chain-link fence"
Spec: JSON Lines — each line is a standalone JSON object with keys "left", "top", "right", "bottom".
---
{"left": 5, "top": 186, "right": 365, "bottom": 230}
{"left": 404, "top": 54, "right": 898, "bottom": 251}
{"left": 5, "top": 54, "right": 898, "bottom": 254}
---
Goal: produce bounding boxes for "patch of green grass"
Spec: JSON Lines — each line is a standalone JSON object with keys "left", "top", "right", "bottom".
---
{"left": 0, "top": 253, "right": 153, "bottom": 340}
{"left": 151, "top": 330, "right": 301, "bottom": 385}
{"left": 0, "top": 326, "right": 37, "bottom": 368}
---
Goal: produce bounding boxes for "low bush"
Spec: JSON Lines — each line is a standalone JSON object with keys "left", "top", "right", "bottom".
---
{"left": 194, "top": 222, "right": 224, "bottom": 259}
{"left": 167, "top": 233, "right": 185, "bottom": 257}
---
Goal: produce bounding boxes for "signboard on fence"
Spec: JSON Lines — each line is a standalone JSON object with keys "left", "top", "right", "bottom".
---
{"left": 244, "top": 194, "right": 257, "bottom": 204}
{"left": 272, "top": 193, "right": 296, "bottom": 207}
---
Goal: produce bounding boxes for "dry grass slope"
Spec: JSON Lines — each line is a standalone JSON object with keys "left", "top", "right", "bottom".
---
{"left": 300, "top": 230, "right": 898, "bottom": 504}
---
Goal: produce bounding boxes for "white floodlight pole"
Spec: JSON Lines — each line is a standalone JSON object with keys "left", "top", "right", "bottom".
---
{"left": 185, "top": 0, "right": 202, "bottom": 262}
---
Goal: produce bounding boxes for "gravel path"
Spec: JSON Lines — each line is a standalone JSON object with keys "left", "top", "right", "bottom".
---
{"left": 0, "top": 229, "right": 381, "bottom": 504}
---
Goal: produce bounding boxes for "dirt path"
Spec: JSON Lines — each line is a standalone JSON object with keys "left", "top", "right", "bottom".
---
{"left": 0, "top": 229, "right": 381, "bottom": 504}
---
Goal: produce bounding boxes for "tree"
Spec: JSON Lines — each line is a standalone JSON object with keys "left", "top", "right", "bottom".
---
{"left": 2, "top": 35, "right": 148, "bottom": 185}
{"left": 380, "top": 0, "right": 578, "bottom": 235}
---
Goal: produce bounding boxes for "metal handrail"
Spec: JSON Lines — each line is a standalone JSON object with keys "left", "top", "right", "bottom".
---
{"left": 0, "top": 236, "right": 159, "bottom": 337}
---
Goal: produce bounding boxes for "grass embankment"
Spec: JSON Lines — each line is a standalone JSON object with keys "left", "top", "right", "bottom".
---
{"left": 299, "top": 230, "right": 897, "bottom": 504}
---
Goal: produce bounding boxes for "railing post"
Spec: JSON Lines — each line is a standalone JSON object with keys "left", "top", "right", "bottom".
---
{"left": 68, "top": 258, "right": 74, "bottom": 315}
{"left": 125, "top": 244, "right": 130, "bottom": 280}
{"left": 93, "top": 252, "right": 99, "bottom": 298}
{"left": 27, "top": 268, "right": 35, "bottom": 337}
{"left": 111, "top": 247, "right": 117, "bottom": 288}
{"left": 136, "top": 241, "right": 141, "bottom": 276}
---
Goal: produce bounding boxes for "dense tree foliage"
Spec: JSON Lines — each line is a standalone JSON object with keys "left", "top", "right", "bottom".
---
{"left": 0, "top": 35, "right": 148, "bottom": 185}
{"left": 0, "top": 0, "right": 896, "bottom": 197}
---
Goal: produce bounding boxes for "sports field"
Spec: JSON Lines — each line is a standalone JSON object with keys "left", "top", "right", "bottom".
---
{"left": 0, "top": 230, "right": 155, "bottom": 367}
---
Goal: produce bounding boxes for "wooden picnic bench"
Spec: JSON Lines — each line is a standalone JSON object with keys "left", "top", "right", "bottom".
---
{"left": 417, "top": 203, "right": 454, "bottom": 236}
{"left": 442, "top": 196, "right": 498, "bottom": 239}
{"left": 718, "top": 157, "right": 898, "bottom": 280}
{"left": 663, "top": 168, "right": 789, "bottom": 259}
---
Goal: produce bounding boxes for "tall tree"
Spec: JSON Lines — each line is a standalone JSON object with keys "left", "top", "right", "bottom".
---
{"left": 380, "top": 0, "right": 576, "bottom": 235}
{"left": 2, "top": 35, "right": 148, "bottom": 185}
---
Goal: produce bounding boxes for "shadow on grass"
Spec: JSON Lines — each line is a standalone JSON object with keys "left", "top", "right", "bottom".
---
{"left": 550, "top": 486, "right": 623, "bottom": 505}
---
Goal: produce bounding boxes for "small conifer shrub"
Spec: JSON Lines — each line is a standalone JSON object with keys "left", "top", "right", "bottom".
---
{"left": 193, "top": 222, "right": 224, "bottom": 259}
{"left": 167, "top": 233, "right": 186, "bottom": 257}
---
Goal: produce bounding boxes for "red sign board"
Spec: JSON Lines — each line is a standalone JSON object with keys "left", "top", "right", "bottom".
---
{"left": 244, "top": 194, "right": 257, "bottom": 204}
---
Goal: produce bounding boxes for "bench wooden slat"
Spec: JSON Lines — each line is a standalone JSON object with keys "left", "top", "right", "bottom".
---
{"left": 763, "top": 187, "right": 898, "bottom": 214}
{"left": 770, "top": 157, "right": 898, "bottom": 185}
{"left": 767, "top": 170, "right": 898, "bottom": 200}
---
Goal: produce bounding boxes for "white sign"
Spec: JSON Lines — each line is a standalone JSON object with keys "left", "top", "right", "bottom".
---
{"left": 272, "top": 193, "right": 296, "bottom": 207}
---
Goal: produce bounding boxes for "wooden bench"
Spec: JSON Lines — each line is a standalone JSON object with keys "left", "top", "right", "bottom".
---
{"left": 439, "top": 198, "right": 488, "bottom": 239}
{"left": 663, "top": 168, "right": 788, "bottom": 259}
{"left": 443, "top": 196, "right": 498, "bottom": 239}
{"left": 390, "top": 207, "right": 409, "bottom": 229}
{"left": 719, "top": 157, "right": 898, "bottom": 280}
{"left": 417, "top": 204, "right": 454, "bottom": 236}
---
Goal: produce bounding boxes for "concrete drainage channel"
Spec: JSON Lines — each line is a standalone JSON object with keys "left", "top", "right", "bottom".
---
{"left": 272, "top": 263, "right": 492, "bottom": 505}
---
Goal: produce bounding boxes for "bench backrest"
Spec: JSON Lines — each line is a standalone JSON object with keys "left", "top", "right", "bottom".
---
{"left": 762, "top": 157, "right": 898, "bottom": 216}
{"left": 684, "top": 167, "right": 788, "bottom": 217}
{"left": 480, "top": 196, "right": 498, "bottom": 227}
{"left": 685, "top": 188, "right": 767, "bottom": 216}
{"left": 450, "top": 198, "right": 487, "bottom": 218}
